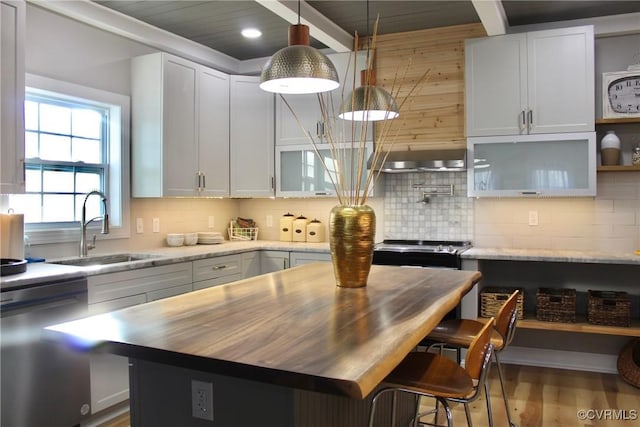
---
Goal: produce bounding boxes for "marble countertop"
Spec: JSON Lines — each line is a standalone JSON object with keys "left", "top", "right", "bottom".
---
{"left": 0, "top": 241, "right": 330, "bottom": 289}
{"left": 462, "top": 247, "right": 640, "bottom": 265}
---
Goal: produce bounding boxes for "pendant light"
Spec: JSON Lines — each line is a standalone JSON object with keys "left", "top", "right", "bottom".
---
{"left": 260, "top": 1, "right": 339, "bottom": 94}
{"left": 339, "top": 2, "right": 399, "bottom": 121}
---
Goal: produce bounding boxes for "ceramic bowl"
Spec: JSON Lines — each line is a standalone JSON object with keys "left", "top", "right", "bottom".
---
{"left": 184, "top": 232, "right": 198, "bottom": 246}
{"left": 166, "top": 233, "right": 184, "bottom": 247}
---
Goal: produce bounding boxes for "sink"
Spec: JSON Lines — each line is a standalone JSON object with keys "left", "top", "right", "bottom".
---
{"left": 50, "top": 253, "right": 160, "bottom": 267}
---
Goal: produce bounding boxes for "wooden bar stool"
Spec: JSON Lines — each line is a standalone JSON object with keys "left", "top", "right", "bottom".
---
{"left": 426, "top": 290, "right": 520, "bottom": 427}
{"left": 368, "top": 319, "right": 495, "bottom": 427}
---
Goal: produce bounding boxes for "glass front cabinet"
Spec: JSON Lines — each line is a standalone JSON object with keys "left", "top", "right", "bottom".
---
{"left": 467, "top": 132, "right": 596, "bottom": 197}
{"left": 275, "top": 142, "right": 374, "bottom": 198}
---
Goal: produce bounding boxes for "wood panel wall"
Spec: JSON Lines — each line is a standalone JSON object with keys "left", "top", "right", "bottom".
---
{"left": 373, "top": 23, "right": 486, "bottom": 151}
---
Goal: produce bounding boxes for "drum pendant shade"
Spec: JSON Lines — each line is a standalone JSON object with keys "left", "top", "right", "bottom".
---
{"left": 260, "top": 24, "right": 339, "bottom": 94}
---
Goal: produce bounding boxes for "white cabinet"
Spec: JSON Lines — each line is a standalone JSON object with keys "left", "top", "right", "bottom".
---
{"left": 275, "top": 52, "right": 371, "bottom": 146}
{"left": 465, "top": 26, "right": 594, "bottom": 137}
{"left": 87, "top": 262, "right": 193, "bottom": 413}
{"left": 229, "top": 75, "right": 274, "bottom": 198}
{"left": 131, "top": 52, "right": 230, "bottom": 197}
{"left": 467, "top": 132, "right": 596, "bottom": 197}
{"left": 192, "top": 254, "right": 242, "bottom": 290}
{"left": 0, "top": 0, "right": 25, "bottom": 194}
{"left": 275, "top": 142, "right": 374, "bottom": 197}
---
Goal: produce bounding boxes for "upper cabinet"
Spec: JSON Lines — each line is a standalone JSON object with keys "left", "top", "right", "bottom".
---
{"left": 229, "top": 75, "right": 275, "bottom": 198}
{"left": 465, "top": 26, "right": 594, "bottom": 137}
{"left": 467, "top": 132, "right": 596, "bottom": 197}
{"left": 275, "top": 51, "right": 372, "bottom": 146}
{"left": 0, "top": 0, "right": 25, "bottom": 194}
{"left": 131, "top": 52, "right": 230, "bottom": 197}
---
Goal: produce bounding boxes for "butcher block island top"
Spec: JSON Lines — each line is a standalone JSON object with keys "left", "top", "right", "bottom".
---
{"left": 46, "top": 263, "right": 481, "bottom": 400}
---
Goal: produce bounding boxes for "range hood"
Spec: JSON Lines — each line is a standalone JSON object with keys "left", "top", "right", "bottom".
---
{"left": 369, "top": 149, "right": 466, "bottom": 173}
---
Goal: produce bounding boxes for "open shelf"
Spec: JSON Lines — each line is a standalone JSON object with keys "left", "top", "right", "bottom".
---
{"left": 596, "top": 117, "right": 640, "bottom": 125}
{"left": 597, "top": 165, "right": 640, "bottom": 172}
{"left": 478, "top": 315, "right": 640, "bottom": 337}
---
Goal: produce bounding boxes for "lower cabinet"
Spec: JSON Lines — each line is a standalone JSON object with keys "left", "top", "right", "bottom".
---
{"left": 192, "top": 254, "right": 242, "bottom": 290}
{"left": 289, "top": 251, "right": 331, "bottom": 267}
{"left": 261, "top": 250, "right": 331, "bottom": 273}
{"left": 87, "top": 262, "right": 193, "bottom": 414}
{"left": 260, "top": 250, "right": 290, "bottom": 273}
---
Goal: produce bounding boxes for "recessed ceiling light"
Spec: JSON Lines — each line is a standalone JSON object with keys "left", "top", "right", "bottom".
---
{"left": 241, "top": 28, "right": 262, "bottom": 39}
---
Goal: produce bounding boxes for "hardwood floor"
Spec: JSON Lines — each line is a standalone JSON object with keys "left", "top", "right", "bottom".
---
{"left": 99, "top": 364, "right": 638, "bottom": 427}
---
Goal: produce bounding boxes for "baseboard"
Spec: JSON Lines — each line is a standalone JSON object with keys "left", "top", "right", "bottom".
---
{"left": 498, "top": 345, "right": 618, "bottom": 374}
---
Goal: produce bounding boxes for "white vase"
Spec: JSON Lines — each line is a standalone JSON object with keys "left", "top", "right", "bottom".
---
{"left": 601, "top": 130, "right": 621, "bottom": 166}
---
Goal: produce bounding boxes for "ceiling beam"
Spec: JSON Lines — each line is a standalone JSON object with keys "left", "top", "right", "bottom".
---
{"left": 255, "top": 0, "right": 354, "bottom": 52}
{"left": 471, "top": 0, "right": 508, "bottom": 36}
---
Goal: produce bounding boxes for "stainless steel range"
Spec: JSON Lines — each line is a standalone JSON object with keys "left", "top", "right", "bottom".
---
{"left": 372, "top": 239, "right": 472, "bottom": 269}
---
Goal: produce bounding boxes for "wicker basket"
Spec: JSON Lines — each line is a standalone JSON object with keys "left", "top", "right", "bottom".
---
{"left": 587, "top": 290, "right": 631, "bottom": 327}
{"left": 480, "top": 287, "right": 524, "bottom": 320}
{"left": 617, "top": 338, "right": 640, "bottom": 389}
{"left": 536, "top": 288, "right": 576, "bottom": 323}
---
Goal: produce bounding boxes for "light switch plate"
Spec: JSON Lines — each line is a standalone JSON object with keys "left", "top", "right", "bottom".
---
{"left": 136, "top": 218, "right": 144, "bottom": 234}
{"left": 528, "top": 210, "right": 538, "bottom": 226}
{"left": 152, "top": 218, "right": 160, "bottom": 233}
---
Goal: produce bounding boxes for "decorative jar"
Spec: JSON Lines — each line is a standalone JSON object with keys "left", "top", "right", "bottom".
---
{"left": 329, "top": 205, "right": 375, "bottom": 288}
{"left": 600, "top": 131, "right": 621, "bottom": 166}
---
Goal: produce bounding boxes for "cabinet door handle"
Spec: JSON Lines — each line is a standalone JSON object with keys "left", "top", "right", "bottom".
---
{"left": 520, "top": 110, "right": 526, "bottom": 133}
{"left": 202, "top": 173, "right": 206, "bottom": 189}
{"left": 212, "top": 265, "right": 227, "bottom": 270}
{"left": 528, "top": 110, "right": 533, "bottom": 132}
{"left": 271, "top": 175, "right": 275, "bottom": 190}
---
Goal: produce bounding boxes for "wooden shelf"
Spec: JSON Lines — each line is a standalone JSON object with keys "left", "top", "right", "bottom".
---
{"left": 597, "top": 165, "right": 640, "bottom": 172}
{"left": 478, "top": 315, "right": 640, "bottom": 337}
{"left": 596, "top": 117, "right": 640, "bottom": 125}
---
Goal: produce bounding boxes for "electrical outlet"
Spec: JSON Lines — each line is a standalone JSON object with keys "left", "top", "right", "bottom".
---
{"left": 528, "top": 210, "right": 539, "bottom": 226}
{"left": 152, "top": 218, "right": 160, "bottom": 233}
{"left": 136, "top": 218, "right": 144, "bottom": 234}
{"left": 191, "top": 379, "right": 214, "bottom": 421}
{"left": 208, "top": 216, "right": 215, "bottom": 228}
{"left": 266, "top": 215, "right": 273, "bottom": 227}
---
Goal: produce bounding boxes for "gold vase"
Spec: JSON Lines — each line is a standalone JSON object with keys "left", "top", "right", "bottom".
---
{"left": 329, "top": 205, "right": 376, "bottom": 288}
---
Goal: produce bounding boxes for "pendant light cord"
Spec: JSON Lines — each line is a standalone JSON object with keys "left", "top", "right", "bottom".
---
{"left": 297, "top": 0, "right": 301, "bottom": 24}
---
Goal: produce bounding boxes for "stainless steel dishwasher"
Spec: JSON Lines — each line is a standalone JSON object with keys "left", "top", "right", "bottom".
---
{"left": 1, "top": 277, "right": 91, "bottom": 427}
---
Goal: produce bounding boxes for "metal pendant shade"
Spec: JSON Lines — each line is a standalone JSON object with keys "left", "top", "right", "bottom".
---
{"left": 339, "top": 84, "right": 399, "bottom": 121}
{"left": 339, "top": 69, "right": 399, "bottom": 121}
{"left": 260, "top": 23, "right": 339, "bottom": 94}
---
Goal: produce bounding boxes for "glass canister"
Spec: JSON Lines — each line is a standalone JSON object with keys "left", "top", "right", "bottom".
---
{"left": 633, "top": 145, "right": 640, "bottom": 166}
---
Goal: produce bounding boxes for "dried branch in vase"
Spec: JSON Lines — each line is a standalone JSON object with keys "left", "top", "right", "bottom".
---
{"left": 279, "top": 21, "right": 431, "bottom": 206}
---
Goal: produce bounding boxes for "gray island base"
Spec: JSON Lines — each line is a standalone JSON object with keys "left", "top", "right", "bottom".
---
{"left": 46, "top": 263, "right": 482, "bottom": 427}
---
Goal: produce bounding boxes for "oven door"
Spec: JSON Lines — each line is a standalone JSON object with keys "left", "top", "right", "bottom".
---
{"left": 372, "top": 250, "right": 461, "bottom": 269}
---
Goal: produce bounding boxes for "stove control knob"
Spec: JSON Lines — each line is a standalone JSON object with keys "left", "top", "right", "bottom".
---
{"left": 436, "top": 245, "right": 443, "bottom": 252}
{"left": 447, "top": 245, "right": 454, "bottom": 253}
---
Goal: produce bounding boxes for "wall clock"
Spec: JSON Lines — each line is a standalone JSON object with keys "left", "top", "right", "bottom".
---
{"left": 602, "top": 69, "right": 640, "bottom": 118}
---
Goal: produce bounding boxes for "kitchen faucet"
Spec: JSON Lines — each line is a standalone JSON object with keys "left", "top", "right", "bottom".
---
{"left": 80, "top": 190, "right": 109, "bottom": 257}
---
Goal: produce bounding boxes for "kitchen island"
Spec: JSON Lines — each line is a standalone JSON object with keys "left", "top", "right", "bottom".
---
{"left": 45, "top": 263, "right": 481, "bottom": 427}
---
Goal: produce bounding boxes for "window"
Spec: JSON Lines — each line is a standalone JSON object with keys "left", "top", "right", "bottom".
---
{"left": 7, "top": 74, "right": 130, "bottom": 243}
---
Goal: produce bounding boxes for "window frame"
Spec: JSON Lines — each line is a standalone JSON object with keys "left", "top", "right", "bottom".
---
{"left": 20, "top": 74, "right": 130, "bottom": 244}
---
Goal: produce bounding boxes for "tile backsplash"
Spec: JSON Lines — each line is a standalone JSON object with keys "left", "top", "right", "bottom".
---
{"left": 382, "top": 171, "right": 474, "bottom": 241}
